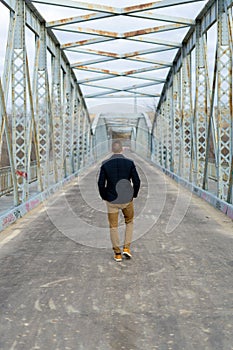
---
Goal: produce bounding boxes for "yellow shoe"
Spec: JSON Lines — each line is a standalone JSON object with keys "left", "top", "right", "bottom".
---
{"left": 114, "top": 252, "right": 122, "bottom": 262}
{"left": 122, "top": 247, "right": 132, "bottom": 258}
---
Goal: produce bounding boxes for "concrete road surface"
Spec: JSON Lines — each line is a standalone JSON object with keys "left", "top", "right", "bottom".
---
{"left": 0, "top": 152, "right": 233, "bottom": 350}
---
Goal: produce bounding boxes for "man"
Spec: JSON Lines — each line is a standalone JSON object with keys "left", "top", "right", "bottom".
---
{"left": 98, "top": 140, "right": 140, "bottom": 262}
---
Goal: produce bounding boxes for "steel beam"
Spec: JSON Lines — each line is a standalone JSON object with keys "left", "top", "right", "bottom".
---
{"left": 83, "top": 81, "right": 161, "bottom": 98}
{"left": 35, "top": 24, "right": 50, "bottom": 189}
{"left": 61, "top": 37, "right": 113, "bottom": 49}
{"left": 216, "top": 0, "right": 232, "bottom": 201}
{"left": 181, "top": 52, "right": 193, "bottom": 181}
{"left": 77, "top": 74, "right": 165, "bottom": 84}
{"left": 47, "top": 12, "right": 113, "bottom": 28}
{"left": 122, "top": 0, "right": 206, "bottom": 13}
{"left": 194, "top": 21, "right": 209, "bottom": 187}
{"left": 171, "top": 70, "right": 182, "bottom": 175}
{"left": 81, "top": 81, "right": 161, "bottom": 92}
{"left": 32, "top": 0, "right": 205, "bottom": 14}
{"left": 127, "top": 12, "right": 195, "bottom": 26}
{"left": 11, "top": 0, "right": 29, "bottom": 202}
{"left": 63, "top": 69, "right": 73, "bottom": 176}
{"left": 85, "top": 92, "right": 160, "bottom": 98}
{"left": 74, "top": 64, "right": 171, "bottom": 76}
{"left": 57, "top": 23, "right": 188, "bottom": 39}
{"left": 51, "top": 45, "right": 63, "bottom": 181}
{"left": 32, "top": 0, "right": 121, "bottom": 14}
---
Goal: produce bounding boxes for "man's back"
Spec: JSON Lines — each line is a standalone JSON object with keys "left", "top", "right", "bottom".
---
{"left": 98, "top": 153, "right": 140, "bottom": 204}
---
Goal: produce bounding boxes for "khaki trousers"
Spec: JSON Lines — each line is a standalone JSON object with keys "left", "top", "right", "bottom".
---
{"left": 106, "top": 201, "right": 134, "bottom": 253}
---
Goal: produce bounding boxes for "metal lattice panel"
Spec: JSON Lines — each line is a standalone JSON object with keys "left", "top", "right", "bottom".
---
{"left": 195, "top": 21, "right": 209, "bottom": 187}
{"left": 217, "top": 0, "right": 232, "bottom": 200}
{"left": 36, "top": 25, "right": 50, "bottom": 188}
{"left": 12, "top": 0, "right": 28, "bottom": 201}
{"left": 63, "top": 69, "right": 73, "bottom": 176}
{"left": 52, "top": 46, "right": 63, "bottom": 182}
{"left": 171, "top": 71, "right": 182, "bottom": 175}
{"left": 181, "top": 53, "right": 193, "bottom": 181}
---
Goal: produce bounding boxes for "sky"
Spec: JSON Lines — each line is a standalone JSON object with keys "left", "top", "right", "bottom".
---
{"left": 0, "top": 0, "right": 215, "bottom": 114}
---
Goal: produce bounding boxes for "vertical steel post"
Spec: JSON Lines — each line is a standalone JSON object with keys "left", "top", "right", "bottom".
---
{"left": 195, "top": 21, "right": 209, "bottom": 187}
{"left": 36, "top": 24, "right": 50, "bottom": 188}
{"left": 172, "top": 70, "right": 182, "bottom": 175}
{"left": 77, "top": 103, "right": 84, "bottom": 169}
{"left": 161, "top": 102, "right": 167, "bottom": 168}
{"left": 11, "top": 0, "right": 28, "bottom": 202}
{"left": 216, "top": 0, "right": 232, "bottom": 200}
{"left": 63, "top": 69, "right": 73, "bottom": 177}
{"left": 181, "top": 51, "right": 193, "bottom": 180}
{"left": 82, "top": 109, "right": 88, "bottom": 166}
{"left": 72, "top": 90, "right": 79, "bottom": 173}
{"left": 52, "top": 46, "right": 63, "bottom": 181}
{"left": 70, "top": 86, "right": 75, "bottom": 173}
{"left": 156, "top": 112, "right": 162, "bottom": 166}
{"left": 166, "top": 86, "right": 173, "bottom": 170}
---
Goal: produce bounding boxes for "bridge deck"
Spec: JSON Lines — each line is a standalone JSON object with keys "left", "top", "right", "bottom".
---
{"left": 0, "top": 152, "right": 233, "bottom": 350}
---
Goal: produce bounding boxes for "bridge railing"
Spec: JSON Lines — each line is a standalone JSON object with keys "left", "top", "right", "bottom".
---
{"left": 0, "top": 162, "right": 37, "bottom": 196}
{"left": 0, "top": 144, "right": 104, "bottom": 198}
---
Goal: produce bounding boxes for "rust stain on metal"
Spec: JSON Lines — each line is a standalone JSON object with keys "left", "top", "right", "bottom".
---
{"left": 77, "top": 39, "right": 96, "bottom": 46}
{"left": 77, "top": 66, "right": 118, "bottom": 75}
{"left": 81, "top": 13, "right": 99, "bottom": 20}
{"left": 86, "top": 4, "right": 116, "bottom": 13}
{"left": 76, "top": 26, "right": 119, "bottom": 37}
{"left": 48, "top": 13, "right": 107, "bottom": 27}
{"left": 124, "top": 69, "right": 138, "bottom": 76}
{"left": 62, "top": 39, "right": 92, "bottom": 47}
{"left": 125, "top": 27, "right": 157, "bottom": 37}
{"left": 125, "top": 24, "right": 183, "bottom": 37}
{"left": 87, "top": 49, "right": 118, "bottom": 58}
{"left": 124, "top": 2, "right": 156, "bottom": 13}
{"left": 124, "top": 51, "right": 139, "bottom": 58}
{"left": 62, "top": 42, "right": 77, "bottom": 48}
{"left": 57, "top": 16, "right": 75, "bottom": 24}
{"left": 48, "top": 17, "right": 74, "bottom": 26}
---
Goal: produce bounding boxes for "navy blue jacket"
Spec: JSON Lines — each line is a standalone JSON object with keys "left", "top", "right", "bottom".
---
{"left": 98, "top": 154, "right": 140, "bottom": 204}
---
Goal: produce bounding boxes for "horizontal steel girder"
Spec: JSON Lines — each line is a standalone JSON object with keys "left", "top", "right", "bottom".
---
{"left": 32, "top": 0, "right": 206, "bottom": 14}
{"left": 54, "top": 23, "right": 188, "bottom": 38}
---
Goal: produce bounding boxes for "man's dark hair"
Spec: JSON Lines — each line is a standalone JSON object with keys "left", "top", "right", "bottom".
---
{"left": 112, "top": 140, "right": 123, "bottom": 153}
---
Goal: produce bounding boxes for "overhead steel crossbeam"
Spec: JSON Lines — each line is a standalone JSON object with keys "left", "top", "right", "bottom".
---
{"left": 30, "top": 0, "right": 205, "bottom": 99}
{"left": 32, "top": 0, "right": 205, "bottom": 13}
{"left": 93, "top": 113, "right": 143, "bottom": 136}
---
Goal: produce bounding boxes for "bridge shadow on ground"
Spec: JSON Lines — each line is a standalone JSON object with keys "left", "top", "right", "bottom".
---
{"left": 0, "top": 151, "right": 233, "bottom": 349}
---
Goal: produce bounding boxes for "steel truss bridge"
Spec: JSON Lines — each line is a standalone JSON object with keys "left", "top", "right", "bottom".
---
{"left": 0, "top": 0, "right": 232, "bottom": 210}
